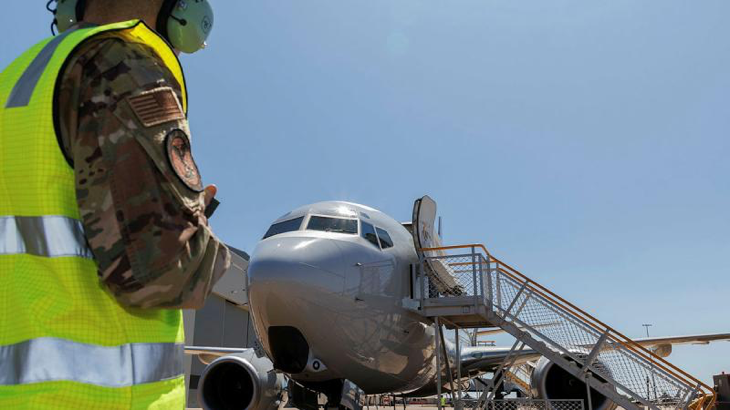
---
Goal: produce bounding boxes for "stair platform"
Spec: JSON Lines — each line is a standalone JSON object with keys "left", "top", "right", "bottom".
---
{"left": 420, "top": 298, "right": 495, "bottom": 329}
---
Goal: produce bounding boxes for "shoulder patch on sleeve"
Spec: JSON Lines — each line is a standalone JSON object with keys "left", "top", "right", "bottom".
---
{"left": 165, "top": 129, "right": 203, "bottom": 192}
{"left": 127, "top": 87, "right": 185, "bottom": 127}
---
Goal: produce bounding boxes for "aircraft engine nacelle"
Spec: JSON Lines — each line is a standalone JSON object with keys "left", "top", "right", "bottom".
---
{"left": 651, "top": 344, "right": 672, "bottom": 358}
{"left": 198, "top": 350, "right": 285, "bottom": 410}
{"left": 530, "top": 355, "right": 617, "bottom": 410}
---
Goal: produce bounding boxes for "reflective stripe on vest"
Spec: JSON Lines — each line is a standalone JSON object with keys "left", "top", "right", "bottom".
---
{"left": 5, "top": 31, "right": 73, "bottom": 108}
{"left": 0, "top": 338, "right": 184, "bottom": 387}
{"left": 0, "top": 216, "right": 92, "bottom": 258}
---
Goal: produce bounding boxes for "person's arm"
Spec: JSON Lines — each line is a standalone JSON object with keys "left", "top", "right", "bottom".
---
{"left": 57, "top": 36, "right": 230, "bottom": 309}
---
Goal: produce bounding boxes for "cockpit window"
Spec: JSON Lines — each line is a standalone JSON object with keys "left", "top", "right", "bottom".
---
{"left": 307, "top": 216, "right": 358, "bottom": 234}
{"left": 376, "top": 227, "right": 393, "bottom": 249}
{"left": 360, "top": 221, "right": 380, "bottom": 248}
{"left": 263, "top": 216, "right": 304, "bottom": 239}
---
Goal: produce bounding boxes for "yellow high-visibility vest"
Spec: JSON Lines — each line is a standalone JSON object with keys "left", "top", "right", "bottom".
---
{"left": 0, "top": 20, "right": 187, "bottom": 409}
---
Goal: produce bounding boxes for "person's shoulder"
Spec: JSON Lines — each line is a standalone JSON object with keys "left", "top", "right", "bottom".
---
{"left": 80, "top": 32, "right": 172, "bottom": 79}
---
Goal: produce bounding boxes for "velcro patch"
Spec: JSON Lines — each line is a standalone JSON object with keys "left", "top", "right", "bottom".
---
{"left": 127, "top": 87, "right": 185, "bottom": 127}
{"left": 165, "top": 129, "right": 203, "bottom": 192}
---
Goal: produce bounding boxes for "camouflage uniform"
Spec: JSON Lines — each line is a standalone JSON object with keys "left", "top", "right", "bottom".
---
{"left": 56, "top": 31, "right": 230, "bottom": 309}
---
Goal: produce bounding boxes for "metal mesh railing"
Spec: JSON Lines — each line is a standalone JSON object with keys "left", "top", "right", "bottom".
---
{"left": 420, "top": 245, "right": 715, "bottom": 410}
{"left": 423, "top": 254, "right": 484, "bottom": 298}
{"left": 464, "top": 399, "right": 584, "bottom": 410}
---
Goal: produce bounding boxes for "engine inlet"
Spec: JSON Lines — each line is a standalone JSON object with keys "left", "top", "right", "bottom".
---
{"left": 199, "top": 356, "right": 258, "bottom": 410}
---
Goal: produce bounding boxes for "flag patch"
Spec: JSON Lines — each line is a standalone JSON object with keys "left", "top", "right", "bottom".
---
{"left": 127, "top": 87, "right": 185, "bottom": 127}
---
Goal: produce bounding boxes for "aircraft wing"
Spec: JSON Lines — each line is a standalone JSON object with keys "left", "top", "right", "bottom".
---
{"left": 406, "top": 346, "right": 541, "bottom": 397}
{"left": 629, "top": 332, "right": 730, "bottom": 357}
{"left": 631, "top": 332, "right": 730, "bottom": 347}
{"left": 185, "top": 346, "right": 252, "bottom": 365}
{"left": 573, "top": 332, "right": 730, "bottom": 358}
{"left": 185, "top": 346, "right": 249, "bottom": 356}
{"left": 476, "top": 323, "right": 559, "bottom": 337}
{"left": 477, "top": 329, "right": 730, "bottom": 349}
{"left": 460, "top": 332, "right": 730, "bottom": 372}
{"left": 459, "top": 346, "right": 542, "bottom": 375}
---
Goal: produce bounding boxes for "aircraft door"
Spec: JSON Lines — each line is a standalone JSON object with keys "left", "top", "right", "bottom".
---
{"left": 411, "top": 196, "right": 460, "bottom": 295}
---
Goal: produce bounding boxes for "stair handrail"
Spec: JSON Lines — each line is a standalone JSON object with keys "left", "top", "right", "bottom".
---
{"left": 421, "top": 243, "right": 716, "bottom": 409}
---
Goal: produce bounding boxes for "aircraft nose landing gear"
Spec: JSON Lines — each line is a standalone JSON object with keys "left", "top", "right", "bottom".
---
{"left": 288, "top": 379, "right": 363, "bottom": 410}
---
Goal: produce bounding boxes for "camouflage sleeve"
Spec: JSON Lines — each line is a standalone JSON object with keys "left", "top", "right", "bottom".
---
{"left": 57, "top": 35, "right": 230, "bottom": 309}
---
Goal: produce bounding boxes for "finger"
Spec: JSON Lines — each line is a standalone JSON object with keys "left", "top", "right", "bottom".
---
{"left": 203, "top": 184, "right": 217, "bottom": 207}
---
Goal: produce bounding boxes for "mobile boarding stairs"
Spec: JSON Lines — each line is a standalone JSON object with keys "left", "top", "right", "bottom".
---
{"left": 412, "top": 244, "right": 716, "bottom": 410}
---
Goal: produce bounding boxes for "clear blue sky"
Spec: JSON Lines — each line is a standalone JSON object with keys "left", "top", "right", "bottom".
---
{"left": 2, "top": 1, "right": 728, "bottom": 385}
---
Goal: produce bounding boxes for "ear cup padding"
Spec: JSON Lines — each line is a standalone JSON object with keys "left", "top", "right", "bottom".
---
{"left": 75, "top": 0, "right": 87, "bottom": 22}
{"left": 156, "top": 0, "right": 179, "bottom": 44}
{"left": 54, "top": 0, "right": 86, "bottom": 33}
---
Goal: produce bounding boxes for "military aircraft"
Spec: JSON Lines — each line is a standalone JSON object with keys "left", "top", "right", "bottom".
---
{"left": 187, "top": 197, "right": 730, "bottom": 410}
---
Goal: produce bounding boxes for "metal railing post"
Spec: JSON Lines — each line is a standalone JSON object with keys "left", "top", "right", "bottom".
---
{"left": 456, "top": 327, "right": 462, "bottom": 405}
{"left": 509, "top": 289, "right": 532, "bottom": 321}
{"left": 495, "top": 262, "right": 502, "bottom": 309}
{"left": 436, "top": 317, "right": 442, "bottom": 410}
{"left": 504, "top": 283, "right": 527, "bottom": 319}
{"left": 471, "top": 246, "right": 478, "bottom": 309}
{"left": 585, "top": 373, "right": 594, "bottom": 410}
{"left": 583, "top": 330, "right": 609, "bottom": 371}
{"left": 486, "top": 256, "right": 493, "bottom": 311}
{"left": 479, "top": 254, "right": 486, "bottom": 305}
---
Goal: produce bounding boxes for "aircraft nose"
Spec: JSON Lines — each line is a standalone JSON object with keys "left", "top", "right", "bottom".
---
{"left": 248, "top": 237, "right": 347, "bottom": 372}
{"left": 248, "top": 236, "right": 346, "bottom": 299}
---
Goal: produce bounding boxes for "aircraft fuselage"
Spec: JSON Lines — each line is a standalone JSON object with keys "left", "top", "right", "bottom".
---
{"left": 247, "top": 201, "right": 443, "bottom": 394}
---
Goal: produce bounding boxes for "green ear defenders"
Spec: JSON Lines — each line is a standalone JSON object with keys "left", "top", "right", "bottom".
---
{"left": 48, "top": 0, "right": 86, "bottom": 33}
{"left": 48, "top": 0, "right": 213, "bottom": 54}
{"left": 156, "top": 0, "right": 214, "bottom": 54}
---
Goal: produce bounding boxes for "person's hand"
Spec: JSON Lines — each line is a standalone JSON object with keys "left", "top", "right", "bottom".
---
{"left": 203, "top": 184, "right": 217, "bottom": 208}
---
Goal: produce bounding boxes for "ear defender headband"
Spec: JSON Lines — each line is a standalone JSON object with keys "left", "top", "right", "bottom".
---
{"left": 157, "top": 0, "right": 215, "bottom": 54}
{"left": 48, "top": 0, "right": 213, "bottom": 54}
